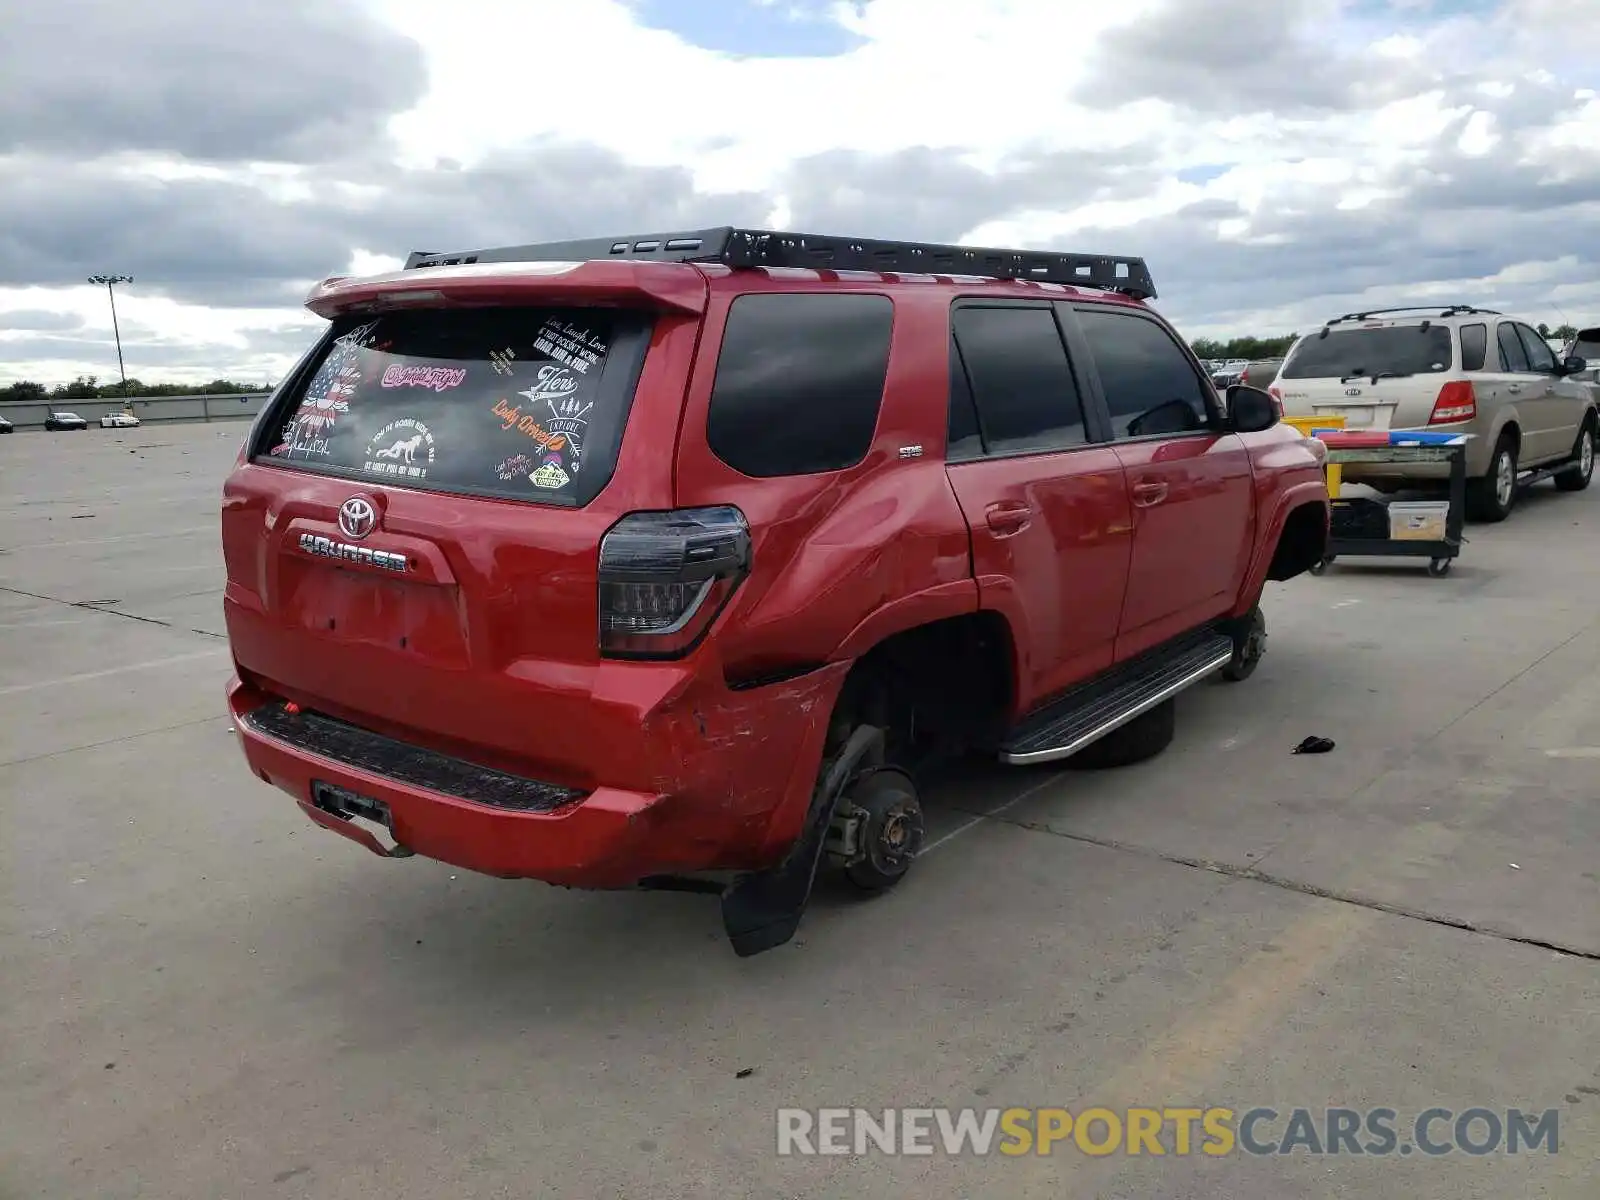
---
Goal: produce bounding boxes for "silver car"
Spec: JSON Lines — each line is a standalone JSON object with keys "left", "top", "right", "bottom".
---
{"left": 1272, "top": 306, "right": 1597, "bottom": 522}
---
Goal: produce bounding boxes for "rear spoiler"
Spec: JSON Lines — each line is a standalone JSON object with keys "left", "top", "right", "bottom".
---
{"left": 303, "top": 259, "right": 709, "bottom": 320}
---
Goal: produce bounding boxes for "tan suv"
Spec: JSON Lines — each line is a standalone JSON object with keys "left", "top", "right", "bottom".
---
{"left": 1271, "top": 306, "right": 1597, "bottom": 521}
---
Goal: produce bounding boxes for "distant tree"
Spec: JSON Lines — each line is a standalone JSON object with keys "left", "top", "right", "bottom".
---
{"left": 0, "top": 380, "right": 49, "bottom": 402}
{"left": 52, "top": 375, "right": 101, "bottom": 399}
{"left": 1190, "top": 334, "right": 1298, "bottom": 361}
{"left": 5, "top": 374, "right": 274, "bottom": 398}
{"left": 1552, "top": 323, "right": 1579, "bottom": 343}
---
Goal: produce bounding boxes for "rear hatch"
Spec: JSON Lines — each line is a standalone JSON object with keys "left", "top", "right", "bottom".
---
{"left": 1275, "top": 320, "right": 1455, "bottom": 430}
{"left": 222, "top": 300, "right": 690, "bottom": 784}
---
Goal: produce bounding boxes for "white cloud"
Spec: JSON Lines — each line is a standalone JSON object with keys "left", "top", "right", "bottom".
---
{"left": 4, "top": 0, "right": 1600, "bottom": 387}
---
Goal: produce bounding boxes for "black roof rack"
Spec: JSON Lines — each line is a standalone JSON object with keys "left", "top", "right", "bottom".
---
{"left": 403, "top": 226, "right": 1157, "bottom": 299}
{"left": 1326, "top": 305, "right": 1500, "bottom": 325}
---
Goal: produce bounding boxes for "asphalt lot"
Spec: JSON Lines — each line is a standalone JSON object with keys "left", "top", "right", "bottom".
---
{"left": 2, "top": 421, "right": 1598, "bottom": 1199}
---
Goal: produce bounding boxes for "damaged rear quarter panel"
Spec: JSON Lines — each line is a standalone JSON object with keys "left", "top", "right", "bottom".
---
{"left": 669, "top": 281, "right": 972, "bottom": 680}
{"left": 636, "top": 660, "right": 851, "bottom": 867}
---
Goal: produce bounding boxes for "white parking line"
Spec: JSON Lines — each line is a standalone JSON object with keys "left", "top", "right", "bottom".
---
{"left": 0, "top": 649, "right": 230, "bottom": 696}
{"left": 1546, "top": 747, "right": 1600, "bottom": 759}
{"left": 923, "top": 771, "right": 1068, "bottom": 854}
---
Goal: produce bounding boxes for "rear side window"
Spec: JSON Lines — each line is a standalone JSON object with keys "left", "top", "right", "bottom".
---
{"left": 706, "top": 293, "right": 893, "bottom": 477}
{"left": 1074, "top": 308, "right": 1211, "bottom": 438}
{"left": 1281, "top": 325, "right": 1453, "bottom": 379}
{"left": 951, "top": 305, "right": 1088, "bottom": 455}
{"left": 257, "top": 307, "right": 652, "bottom": 506}
{"left": 1459, "top": 323, "right": 1488, "bottom": 372}
{"left": 1496, "top": 323, "right": 1530, "bottom": 372}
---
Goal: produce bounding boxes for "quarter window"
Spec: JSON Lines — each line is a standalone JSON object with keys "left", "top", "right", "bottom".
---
{"left": 1459, "top": 323, "right": 1488, "bottom": 372}
{"left": 1076, "top": 309, "right": 1212, "bottom": 439}
{"left": 706, "top": 293, "right": 893, "bottom": 478}
{"left": 950, "top": 305, "right": 1089, "bottom": 456}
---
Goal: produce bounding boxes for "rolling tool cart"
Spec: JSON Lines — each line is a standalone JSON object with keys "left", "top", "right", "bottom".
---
{"left": 1307, "top": 432, "right": 1471, "bottom": 578}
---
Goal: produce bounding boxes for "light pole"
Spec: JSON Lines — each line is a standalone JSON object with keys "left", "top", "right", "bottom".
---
{"left": 88, "top": 273, "right": 132, "bottom": 400}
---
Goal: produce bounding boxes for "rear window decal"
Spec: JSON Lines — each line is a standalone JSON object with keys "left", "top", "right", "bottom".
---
{"left": 494, "top": 453, "right": 536, "bottom": 481}
{"left": 380, "top": 364, "right": 469, "bottom": 392}
{"left": 531, "top": 461, "right": 571, "bottom": 489}
{"left": 490, "top": 397, "right": 572, "bottom": 456}
{"left": 363, "top": 418, "right": 435, "bottom": 479}
{"left": 489, "top": 347, "right": 517, "bottom": 376}
{"left": 533, "top": 319, "right": 606, "bottom": 375}
{"left": 271, "top": 326, "right": 372, "bottom": 458}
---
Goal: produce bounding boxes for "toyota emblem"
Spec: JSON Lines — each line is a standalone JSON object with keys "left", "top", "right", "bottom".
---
{"left": 337, "top": 496, "right": 378, "bottom": 540}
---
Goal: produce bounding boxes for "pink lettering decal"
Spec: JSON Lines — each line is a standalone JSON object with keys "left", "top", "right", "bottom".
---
{"left": 381, "top": 363, "right": 469, "bottom": 392}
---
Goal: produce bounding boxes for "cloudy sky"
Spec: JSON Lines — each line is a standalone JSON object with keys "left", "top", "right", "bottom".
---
{"left": 2, "top": 0, "right": 1596, "bottom": 387}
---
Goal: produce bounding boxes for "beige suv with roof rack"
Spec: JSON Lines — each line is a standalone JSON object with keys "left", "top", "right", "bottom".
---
{"left": 1270, "top": 305, "right": 1598, "bottom": 522}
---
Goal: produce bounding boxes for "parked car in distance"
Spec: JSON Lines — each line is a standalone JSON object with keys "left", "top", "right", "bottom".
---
{"left": 1271, "top": 305, "right": 1597, "bottom": 521}
{"left": 1563, "top": 326, "right": 1600, "bottom": 391}
{"left": 100, "top": 410, "right": 140, "bottom": 428}
{"left": 0, "top": 413, "right": 12, "bottom": 434}
{"left": 1236, "top": 358, "right": 1283, "bottom": 393}
{"left": 44, "top": 411, "right": 89, "bottom": 431}
{"left": 222, "top": 225, "right": 1329, "bottom": 957}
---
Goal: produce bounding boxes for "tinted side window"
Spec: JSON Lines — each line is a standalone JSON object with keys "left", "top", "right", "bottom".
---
{"left": 1516, "top": 324, "right": 1558, "bottom": 372}
{"left": 1497, "top": 323, "right": 1530, "bottom": 373}
{"left": 706, "top": 293, "right": 893, "bottom": 477}
{"left": 1459, "top": 323, "right": 1488, "bottom": 372}
{"left": 1077, "top": 309, "right": 1212, "bottom": 439}
{"left": 950, "top": 306, "right": 1088, "bottom": 455}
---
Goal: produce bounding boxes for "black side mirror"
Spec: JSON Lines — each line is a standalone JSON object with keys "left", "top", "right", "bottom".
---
{"left": 1226, "top": 384, "right": 1279, "bottom": 433}
{"left": 1561, "top": 355, "right": 1587, "bottom": 375}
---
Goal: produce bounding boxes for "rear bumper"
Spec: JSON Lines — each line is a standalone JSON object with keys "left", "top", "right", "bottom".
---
{"left": 227, "top": 662, "right": 848, "bottom": 887}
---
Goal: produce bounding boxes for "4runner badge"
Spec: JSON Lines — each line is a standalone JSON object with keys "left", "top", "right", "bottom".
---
{"left": 530, "top": 461, "right": 570, "bottom": 489}
{"left": 298, "top": 533, "right": 408, "bottom": 573}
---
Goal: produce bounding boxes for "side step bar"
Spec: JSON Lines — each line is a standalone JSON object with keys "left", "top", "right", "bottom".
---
{"left": 999, "top": 629, "right": 1235, "bottom": 765}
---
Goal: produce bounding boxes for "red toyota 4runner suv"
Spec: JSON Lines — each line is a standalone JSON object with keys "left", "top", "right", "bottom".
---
{"left": 222, "top": 228, "right": 1329, "bottom": 956}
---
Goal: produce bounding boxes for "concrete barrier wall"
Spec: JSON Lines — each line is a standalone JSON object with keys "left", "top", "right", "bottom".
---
{"left": 0, "top": 392, "right": 270, "bottom": 430}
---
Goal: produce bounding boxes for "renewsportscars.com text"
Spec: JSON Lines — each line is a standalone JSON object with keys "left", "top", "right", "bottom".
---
{"left": 776, "top": 1106, "right": 1560, "bottom": 1158}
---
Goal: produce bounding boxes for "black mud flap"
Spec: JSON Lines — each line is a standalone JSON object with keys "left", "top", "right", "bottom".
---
{"left": 719, "top": 726, "right": 884, "bottom": 957}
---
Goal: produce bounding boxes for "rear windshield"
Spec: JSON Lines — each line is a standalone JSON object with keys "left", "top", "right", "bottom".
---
{"left": 256, "top": 306, "right": 653, "bottom": 506}
{"left": 1572, "top": 337, "right": 1600, "bottom": 362}
{"left": 1281, "top": 325, "right": 1453, "bottom": 380}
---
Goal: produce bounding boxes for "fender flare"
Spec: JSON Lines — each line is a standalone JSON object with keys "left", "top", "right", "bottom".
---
{"left": 828, "top": 578, "right": 980, "bottom": 662}
{"left": 1237, "top": 478, "right": 1330, "bottom": 608}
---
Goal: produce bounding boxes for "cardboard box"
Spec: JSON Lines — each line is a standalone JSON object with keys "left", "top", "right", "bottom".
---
{"left": 1387, "top": 500, "right": 1448, "bottom": 541}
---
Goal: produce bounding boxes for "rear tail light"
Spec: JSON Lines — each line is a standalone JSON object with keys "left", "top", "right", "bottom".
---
{"left": 1428, "top": 381, "right": 1476, "bottom": 425}
{"left": 598, "top": 506, "right": 751, "bottom": 659}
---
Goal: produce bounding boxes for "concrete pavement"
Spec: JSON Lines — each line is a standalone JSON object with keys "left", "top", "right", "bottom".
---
{"left": 2, "top": 422, "right": 1596, "bottom": 1198}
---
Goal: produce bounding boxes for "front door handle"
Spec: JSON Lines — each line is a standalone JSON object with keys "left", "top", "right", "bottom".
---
{"left": 1132, "top": 481, "right": 1169, "bottom": 507}
{"left": 985, "top": 501, "right": 1032, "bottom": 534}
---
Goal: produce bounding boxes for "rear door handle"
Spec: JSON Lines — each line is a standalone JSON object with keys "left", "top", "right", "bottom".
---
{"left": 1507, "top": 383, "right": 1522, "bottom": 393}
{"left": 985, "top": 501, "right": 1032, "bottom": 534}
{"left": 1132, "top": 481, "right": 1169, "bottom": 507}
